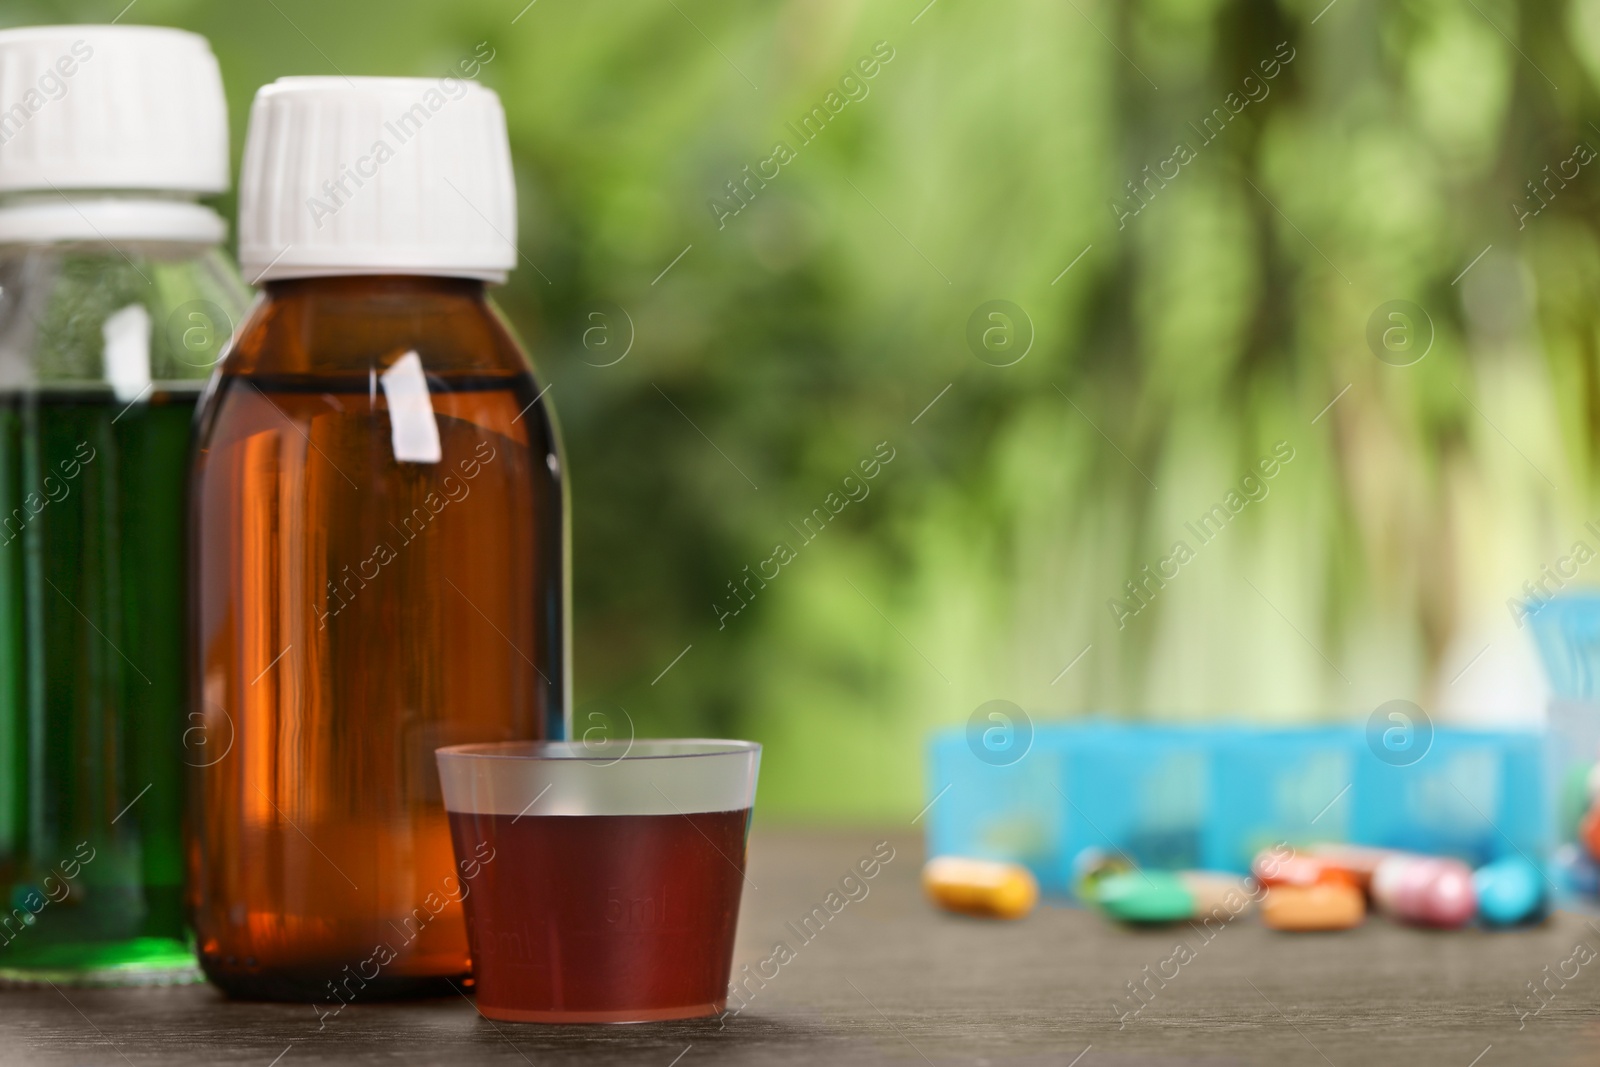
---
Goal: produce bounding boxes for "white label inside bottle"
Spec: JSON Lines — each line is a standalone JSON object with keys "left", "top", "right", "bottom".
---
{"left": 380, "top": 350, "right": 442, "bottom": 464}
{"left": 102, "top": 304, "right": 151, "bottom": 404}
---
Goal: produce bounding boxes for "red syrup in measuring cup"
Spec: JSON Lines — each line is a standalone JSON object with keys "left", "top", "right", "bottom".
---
{"left": 448, "top": 808, "right": 750, "bottom": 1022}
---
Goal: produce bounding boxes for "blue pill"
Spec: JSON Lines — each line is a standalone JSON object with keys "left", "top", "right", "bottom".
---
{"left": 1550, "top": 844, "right": 1600, "bottom": 898}
{"left": 1472, "top": 858, "right": 1544, "bottom": 926}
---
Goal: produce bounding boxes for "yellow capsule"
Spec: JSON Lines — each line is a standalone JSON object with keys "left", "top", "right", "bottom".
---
{"left": 922, "top": 856, "right": 1039, "bottom": 920}
{"left": 1261, "top": 882, "right": 1365, "bottom": 932}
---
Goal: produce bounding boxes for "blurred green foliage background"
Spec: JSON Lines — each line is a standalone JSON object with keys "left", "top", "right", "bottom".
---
{"left": 10, "top": 0, "right": 1598, "bottom": 821}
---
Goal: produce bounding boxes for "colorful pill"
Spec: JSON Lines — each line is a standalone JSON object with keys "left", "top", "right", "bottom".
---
{"left": 1071, "top": 847, "right": 1132, "bottom": 903}
{"left": 1370, "top": 855, "right": 1476, "bottom": 928}
{"left": 1179, "top": 871, "right": 1255, "bottom": 917}
{"left": 1250, "top": 849, "right": 1355, "bottom": 889}
{"left": 922, "top": 856, "right": 1038, "bottom": 920}
{"left": 1557, "top": 764, "right": 1593, "bottom": 841}
{"left": 1260, "top": 882, "right": 1365, "bottom": 931}
{"left": 1305, "top": 844, "right": 1391, "bottom": 892}
{"left": 1093, "top": 871, "right": 1194, "bottom": 924}
{"left": 1551, "top": 843, "right": 1600, "bottom": 898}
{"left": 1089, "top": 870, "right": 1255, "bottom": 925}
{"left": 1472, "top": 858, "right": 1545, "bottom": 927}
{"left": 1581, "top": 804, "right": 1600, "bottom": 864}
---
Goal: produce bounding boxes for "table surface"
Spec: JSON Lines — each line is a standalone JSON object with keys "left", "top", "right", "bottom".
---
{"left": 2, "top": 829, "right": 1597, "bottom": 1066}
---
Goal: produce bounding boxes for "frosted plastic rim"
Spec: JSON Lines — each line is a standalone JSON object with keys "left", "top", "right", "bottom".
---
{"left": 436, "top": 739, "right": 760, "bottom": 817}
{"left": 238, "top": 245, "right": 509, "bottom": 285}
{"left": 0, "top": 199, "right": 225, "bottom": 244}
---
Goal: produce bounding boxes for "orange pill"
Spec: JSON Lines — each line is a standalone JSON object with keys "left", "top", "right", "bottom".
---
{"left": 1261, "top": 882, "right": 1365, "bottom": 931}
{"left": 1582, "top": 806, "right": 1600, "bottom": 864}
{"left": 1306, "top": 845, "right": 1391, "bottom": 892}
{"left": 923, "top": 856, "right": 1039, "bottom": 920}
{"left": 1250, "top": 850, "right": 1355, "bottom": 889}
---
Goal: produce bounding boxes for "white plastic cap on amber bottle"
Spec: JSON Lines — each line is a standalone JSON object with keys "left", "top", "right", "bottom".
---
{"left": 0, "top": 25, "right": 230, "bottom": 243}
{"left": 238, "top": 76, "right": 518, "bottom": 285}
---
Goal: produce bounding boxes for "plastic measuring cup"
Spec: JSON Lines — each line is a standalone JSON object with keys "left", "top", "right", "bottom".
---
{"left": 436, "top": 739, "right": 760, "bottom": 1023}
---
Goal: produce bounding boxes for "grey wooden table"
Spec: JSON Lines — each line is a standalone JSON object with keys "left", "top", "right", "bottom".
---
{"left": 2, "top": 829, "right": 1597, "bottom": 1065}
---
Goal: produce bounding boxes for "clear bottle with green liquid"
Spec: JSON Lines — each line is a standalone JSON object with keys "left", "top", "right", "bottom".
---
{"left": 0, "top": 25, "right": 247, "bottom": 985}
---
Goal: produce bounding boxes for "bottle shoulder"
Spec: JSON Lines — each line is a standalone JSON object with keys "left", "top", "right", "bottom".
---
{"left": 0, "top": 243, "right": 248, "bottom": 390}
{"left": 221, "top": 277, "right": 537, "bottom": 382}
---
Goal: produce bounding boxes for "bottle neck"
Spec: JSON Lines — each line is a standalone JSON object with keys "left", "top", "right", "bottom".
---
{"left": 226, "top": 272, "right": 517, "bottom": 383}
{"left": 0, "top": 190, "right": 225, "bottom": 246}
{"left": 263, "top": 274, "right": 488, "bottom": 302}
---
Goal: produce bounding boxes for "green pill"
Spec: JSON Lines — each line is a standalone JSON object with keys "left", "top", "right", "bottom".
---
{"left": 1093, "top": 872, "right": 1196, "bottom": 924}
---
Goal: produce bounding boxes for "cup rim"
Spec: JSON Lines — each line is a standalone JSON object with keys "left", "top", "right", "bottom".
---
{"left": 435, "top": 738, "right": 760, "bottom": 762}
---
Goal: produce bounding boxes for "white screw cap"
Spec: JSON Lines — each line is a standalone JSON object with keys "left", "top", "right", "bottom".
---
{"left": 238, "top": 76, "right": 518, "bottom": 284}
{"left": 0, "top": 25, "right": 229, "bottom": 195}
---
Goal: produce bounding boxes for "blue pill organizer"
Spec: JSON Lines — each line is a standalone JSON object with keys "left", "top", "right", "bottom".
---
{"left": 922, "top": 721, "right": 1547, "bottom": 899}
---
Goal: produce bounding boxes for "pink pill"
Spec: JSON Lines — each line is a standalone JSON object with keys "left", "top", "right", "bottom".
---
{"left": 1423, "top": 862, "right": 1477, "bottom": 927}
{"left": 1371, "top": 856, "right": 1476, "bottom": 928}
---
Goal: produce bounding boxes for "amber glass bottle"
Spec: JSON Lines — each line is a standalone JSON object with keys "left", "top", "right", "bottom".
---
{"left": 188, "top": 78, "right": 566, "bottom": 1001}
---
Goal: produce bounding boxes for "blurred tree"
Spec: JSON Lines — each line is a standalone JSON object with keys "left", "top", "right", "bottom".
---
{"left": 11, "top": 0, "right": 1597, "bottom": 819}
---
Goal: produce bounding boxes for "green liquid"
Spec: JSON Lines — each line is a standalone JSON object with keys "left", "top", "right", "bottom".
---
{"left": 0, "top": 387, "right": 200, "bottom": 985}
